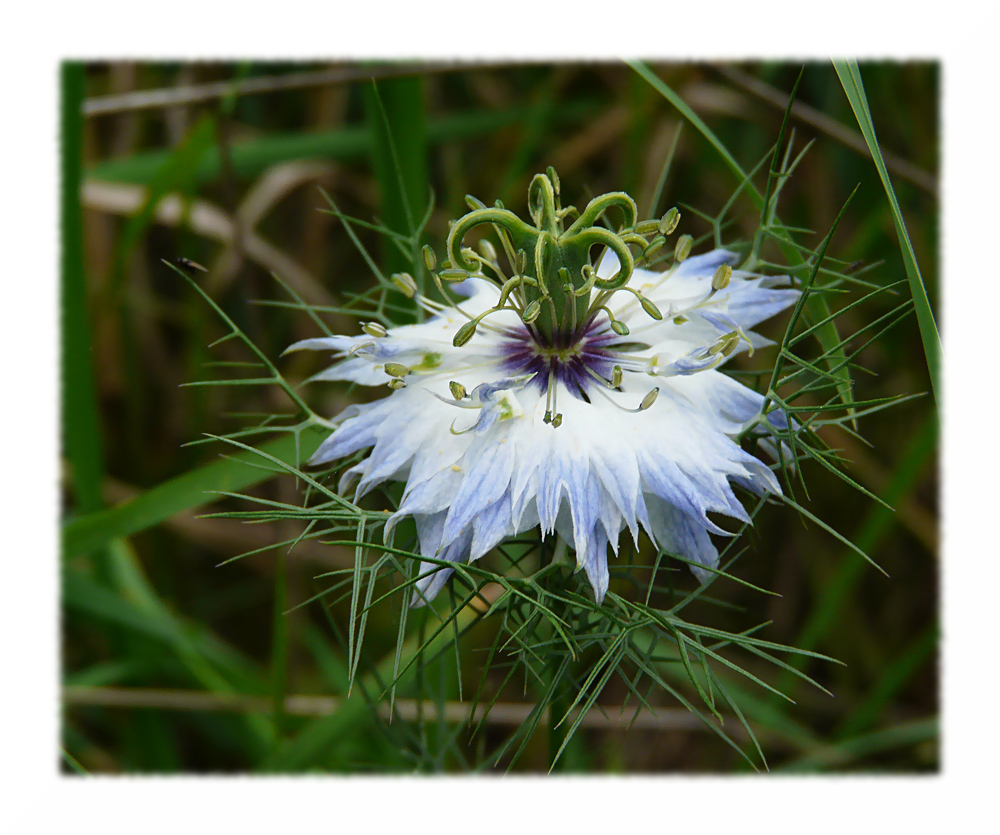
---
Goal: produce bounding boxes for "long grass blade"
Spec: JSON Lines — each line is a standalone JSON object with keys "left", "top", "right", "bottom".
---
{"left": 832, "top": 59, "right": 941, "bottom": 407}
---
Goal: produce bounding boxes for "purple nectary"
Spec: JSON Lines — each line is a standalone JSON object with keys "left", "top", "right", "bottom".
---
{"left": 497, "top": 316, "right": 625, "bottom": 398}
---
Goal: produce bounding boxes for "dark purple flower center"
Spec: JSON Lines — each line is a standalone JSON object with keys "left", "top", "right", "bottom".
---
{"left": 499, "top": 319, "right": 621, "bottom": 399}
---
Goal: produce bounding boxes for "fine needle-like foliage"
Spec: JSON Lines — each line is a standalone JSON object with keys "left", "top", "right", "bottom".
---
{"left": 170, "top": 86, "right": 917, "bottom": 771}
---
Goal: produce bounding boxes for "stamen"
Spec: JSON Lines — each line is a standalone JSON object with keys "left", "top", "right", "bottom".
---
{"left": 591, "top": 305, "right": 630, "bottom": 336}
{"left": 639, "top": 387, "right": 660, "bottom": 410}
{"left": 449, "top": 417, "right": 476, "bottom": 435}
{"left": 384, "top": 362, "right": 409, "bottom": 378}
{"left": 658, "top": 207, "right": 680, "bottom": 236}
{"left": 362, "top": 322, "right": 387, "bottom": 337}
{"left": 588, "top": 382, "right": 661, "bottom": 414}
{"left": 421, "top": 245, "right": 437, "bottom": 271}
{"left": 583, "top": 365, "right": 623, "bottom": 391}
{"left": 614, "top": 286, "right": 663, "bottom": 321}
{"left": 543, "top": 367, "right": 558, "bottom": 425}
{"left": 641, "top": 235, "right": 666, "bottom": 263}
{"left": 498, "top": 274, "right": 537, "bottom": 308}
{"left": 449, "top": 381, "right": 467, "bottom": 400}
{"left": 633, "top": 219, "right": 661, "bottom": 236}
{"left": 710, "top": 331, "right": 742, "bottom": 357}
{"left": 711, "top": 264, "right": 733, "bottom": 291}
{"left": 674, "top": 234, "right": 693, "bottom": 262}
{"left": 391, "top": 273, "right": 417, "bottom": 299}
{"left": 453, "top": 320, "right": 478, "bottom": 347}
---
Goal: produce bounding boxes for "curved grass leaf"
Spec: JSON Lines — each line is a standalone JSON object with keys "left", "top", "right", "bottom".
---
{"left": 62, "top": 426, "right": 326, "bottom": 558}
{"left": 832, "top": 59, "right": 941, "bottom": 407}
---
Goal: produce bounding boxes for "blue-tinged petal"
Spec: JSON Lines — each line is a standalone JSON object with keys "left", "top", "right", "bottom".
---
{"left": 411, "top": 529, "right": 473, "bottom": 607}
{"left": 724, "top": 273, "right": 799, "bottom": 331}
{"left": 672, "top": 248, "right": 740, "bottom": 279}
{"left": 536, "top": 451, "right": 570, "bottom": 534}
{"left": 354, "top": 406, "right": 436, "bottom": 497}
{"left": 470, "top": 487, "right": 515, "bottom": 561}
{"left": 638, "top": 454, "right": 730, "bottom": 536}
{"left": 730, "top": 449, "right": 782, "bottom": 496}
{"left": 580, "top": 526, "right": 610, "bottom": 604}
{"left": 563, "top": 463, "right": 601, "bottom": 561}
{"left": 309, "top": 402, "right": 387, "bottom": 466}
{"left": 409, "top": 512, "right": 462, "bottom": 607}
{"left": 582, "top": 426, "right": 642, "bottom": 545}
{"left": 645, "top": 495, "right": 719, "bottom": 583}
{"left": 674, "top": 461, "right": 751, "bottom": 525}
{"left": 388, "top": 467, "right": 465, "bottom": 536}
{"left": 285, "top": 336, "right": 355, "bottom": 354}
{"left": 441, "top": 428, "right": 517, "bottom": 546}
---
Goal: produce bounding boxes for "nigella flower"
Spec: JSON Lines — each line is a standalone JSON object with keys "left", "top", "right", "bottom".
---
{"left": 289, "top": 171, "right": 797, "bottom": 605}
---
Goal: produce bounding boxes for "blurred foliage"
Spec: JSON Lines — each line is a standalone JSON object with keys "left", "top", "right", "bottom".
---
{"left": 62, "top": 60, "right": 938, "bottom": 774}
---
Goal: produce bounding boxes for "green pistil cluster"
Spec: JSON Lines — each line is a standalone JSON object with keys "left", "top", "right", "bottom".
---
{"left": 418, "top": 167, "right": 687, "bottom": 347}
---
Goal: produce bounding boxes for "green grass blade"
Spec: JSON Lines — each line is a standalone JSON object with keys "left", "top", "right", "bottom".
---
{"left": 835, "top": 624, "right": 937, "bottom": 739}
{"left": 111, "top": 115, "right": 215, "bottom": 297}
{"left": 778, "top": 717, "right": 937, "bottom": 772}
{"left": 832, "top": 59, "right": 941, "bottom": 406}
{"left": 62, "top": 425, "right": 327, "bottom": 558}
{"left": 364, "top": 76, "right": 428, "bottom": 279}
{"left": 61, "top": 62, "right": 105, "bottom": 516}
{"left": 87, "top": 101, "right": 601, "bottom": 186}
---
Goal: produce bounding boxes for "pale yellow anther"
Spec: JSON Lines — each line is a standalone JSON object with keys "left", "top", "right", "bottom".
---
{"left": 453, "top": 320, "right": 478, "bottom": 347}
{"left": 421, "top": 245, "right": 437, "bottom": 271}
{"left": 391, "top": 272, "right": 417, "bottom": 298}
{"left": 659, "top": 207, "right": 680, "bottom": 236}
{"left": 674, "top": 234, "right": 693, "bottom": 263}
{"left": 639, "top": 388, "right": 660, "bottom": 411}
{"left": 712, "top": 264, "right": 733, "bottom": 291}
{"left": 711, "top": 331, "right": 741, "bottom": 356}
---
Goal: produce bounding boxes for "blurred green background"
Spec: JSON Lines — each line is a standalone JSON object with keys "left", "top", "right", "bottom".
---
{"left": 61, "top": 60, "right": 938, "bottom": 773}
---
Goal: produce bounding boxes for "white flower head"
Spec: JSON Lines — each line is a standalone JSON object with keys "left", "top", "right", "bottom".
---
{"left": 289, "top": 172, "right": 797, "bottom": 606}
